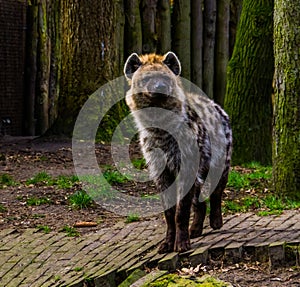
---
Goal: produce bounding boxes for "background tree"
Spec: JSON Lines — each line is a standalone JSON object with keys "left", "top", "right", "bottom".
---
{"left": 273, "top": 0, "right": 300, "bottom": 200}
{"left": 171, "top": 0, "right": 190, "bottom": 79}
{"left": 224, "top": 0, "right": 274, "bottom": 165}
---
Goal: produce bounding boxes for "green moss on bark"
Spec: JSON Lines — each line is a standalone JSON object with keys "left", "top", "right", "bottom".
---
{"left": 273, "top": 0, "right": 300, "bottom": 200}
{"left": 224, "top": 0, "right": 274, "bottom": 165}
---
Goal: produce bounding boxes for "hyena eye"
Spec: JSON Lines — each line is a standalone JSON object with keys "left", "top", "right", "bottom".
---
{"left": 141, "top": 77, "right": 150, "bottom": 86}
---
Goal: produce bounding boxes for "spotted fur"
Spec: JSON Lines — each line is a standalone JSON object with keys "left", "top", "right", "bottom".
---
{"left": 124, "top": 52, "right": 232, "bottom": 253}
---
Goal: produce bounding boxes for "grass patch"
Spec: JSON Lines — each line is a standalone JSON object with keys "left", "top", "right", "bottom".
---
{"left": 131, "top": 158, "right": 146, "bottom": 170}
{"left": 37, "top": 225, "right": 51, "bottom": 233}
{"left": 25, "top": 172, "right": 79, "bottom": 189}
{"left": 103, "top": 169, "right": 130, "bottom": 184}
{"left": 55, "top": 175, "right": 79, "bottom": 189}
{"left": 224, "top": 163, "right": 300, "bottom": 215}
{"left": 69, "top": 190, "right": 93, "bottom": 209}
{"left": 26, "top": 197, "right": 52, "bottom": 206}
{"left": 74, "top": 266, "right": 84, "bottom": 272}
{"left": 125, "top": 213, "right": 140, "bottom": 223}
{"left": 61, "top": 226, "right": 80, "bottom": 237}
{"left": 0, "top": 173, "right": 17, "bottom": 188}
{"left": 0, "top": 203, "right": 7, "bottom": 212}
{"left": 26, "top": 172, "right": 54, "bottom": 185}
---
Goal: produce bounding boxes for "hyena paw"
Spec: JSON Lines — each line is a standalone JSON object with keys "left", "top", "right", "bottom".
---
{"left": 158, "top": 240, "right": 174, "bottom": 254}
{"left": 174, "top": 231, "right": 191, "bottom": 253}
{"left": 189, "top": 226, "right": 203, "bottom": 239}
{"left": 210, "top": 215, "right": 223, "bottom": 230}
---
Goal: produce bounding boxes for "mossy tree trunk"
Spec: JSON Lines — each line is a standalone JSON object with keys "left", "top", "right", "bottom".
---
{"left": 171, "top": 0, "right": 190, "bottom": 79}
{"left": 57, "top": 0, "right": 118, "bottom": 135}
{"left": 224, "top": 0, "right": 274, "bottom": 165}
{"left": 273, "top": 0, "right": 300, "bottom": 200}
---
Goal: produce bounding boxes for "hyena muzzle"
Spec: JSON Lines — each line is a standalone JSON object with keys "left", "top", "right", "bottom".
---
{"left": 124, "top": 52, "right": 232, "bottom": 253}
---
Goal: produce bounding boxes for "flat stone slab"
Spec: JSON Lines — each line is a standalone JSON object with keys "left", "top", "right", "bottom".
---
{"left": 0, "top": 210, "right": 299, "bottom": 286}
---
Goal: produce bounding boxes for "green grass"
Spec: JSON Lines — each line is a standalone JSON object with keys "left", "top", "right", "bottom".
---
{"left": 61, "top": 226, "right": 80, "bottom": 237}
{"left": 125, "top": 213, "right": 140, "bottom": 223}
{"left": 224, "top": 163, "right": 300, "bottom": 216}
{"left": 131, "top": 158, "right": 146, "bottom": 170}
{"left": 223, "top": 194, "right": 300, "bottom": 216}
{"left": 227, "top": 163, "right": 272, "bottom": 190}
{"left": 69, "top": 190, "right": 93, "bottom": 209}
{"left": 37, "top": 225, "right": 51, "bottom": 233}
{"left": 26, "top": 172, "right": 54, "bottom": 185}
{"left": 0, "top": 203, "right": 7, "bottom": 212}
{"left": 0, "top": 173, "right": 17, "bottom": 188}
{"left": 103, "top": 169, "right": 130, "bottom": 184}
{"left": 55, "top": 175, "right": 79, "bottom": 189}
{"left": 25, "top": 172, "right": 79, "bottom": 189}
{"left": 26, "top": 197, "right": 52, "bottom": 206}
{"left": 73, "top": 266, "right": 84, "bottom": 272}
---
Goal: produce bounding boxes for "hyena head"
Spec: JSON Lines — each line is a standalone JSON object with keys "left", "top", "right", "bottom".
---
{"left": 124, "top": 52, "right": 186, "bottom": 115}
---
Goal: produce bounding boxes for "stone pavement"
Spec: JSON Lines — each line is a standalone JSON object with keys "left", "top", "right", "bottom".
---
{"left": 0, "top": 210, "right": 300, "bottom": 287}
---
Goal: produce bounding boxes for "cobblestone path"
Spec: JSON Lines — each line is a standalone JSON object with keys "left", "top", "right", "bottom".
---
{"left": 0, "top": 210, "right": 299, "bottom": 287}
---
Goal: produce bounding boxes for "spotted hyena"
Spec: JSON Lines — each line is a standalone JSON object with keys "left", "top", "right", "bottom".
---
{"left": 124, "top": 52, "right": 232, "bottom": 253}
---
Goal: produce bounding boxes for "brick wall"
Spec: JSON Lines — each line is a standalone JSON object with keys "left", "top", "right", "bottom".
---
{"left": 0, "top": 0, "right": 27, "bottom": 135}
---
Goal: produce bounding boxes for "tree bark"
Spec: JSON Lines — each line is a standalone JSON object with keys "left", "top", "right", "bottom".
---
{"left": 171, "top": 0, "right": 191, "bottom": 79}
{"left": 124, "top": 0, "right": 143, "bottom": 56}
{"left": 191, "top": 0, "right": 203, "bottom": 88}
{"left": 229, "top": 0, "right": 243, "bottom": 56}
{"left": 57, "top": 0, "right": 117, "bottom": 135}
{"left": 157, "top": 0, "right": 171, "bottom": 54}
{"left": 203, "top": 0, "right": 216, "bottom": 98}
{"left": 48, "top": 0, "right": 61, "bottom": 127}
{"left": 24, "top": 3, "right": 38, "bottom": 135}
{"left": 141, "top": 0, "right": 158, "bottom": 53}
{"left": 36, "top": 0, "right": 50, "bottom": 134}
{"left": 214, "top": 0, "right": 229, "bottom": 106}
{"left": 273, "top": 0, "right": 300, "bottom": 200}
{"left": 224, "top": 0, "right": 274, "bottom": 165}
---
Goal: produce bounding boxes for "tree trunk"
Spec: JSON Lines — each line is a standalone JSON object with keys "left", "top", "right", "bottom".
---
{"left": 203, "top": 0, "right": 216, "bottom": 98}
{"left": 124, "top": 0, "right": 143, "bottom": 56}
{"left": 191, "top": 0, "right": 203, "bottom": 88}
{"left": 141, "top": 0, "right": 158, "bottom": 53}
{"left": 36, "top": 0, "right": 50, "bottom": 135}
{"left": 273, "top": 0, "right": 300, "bottom": 200}
{"left": 171, "top": 0, "right": 191, "bottom": 79}
{"left": 48, "top": 0, "right": 61, "bottom": 127}
{"left": 224, "top": 0, "right": 274, "bottom": 165}
{"left": 214, "top": 0, "right": 229, "bottom": 106}
{"left": 24, "top": 3, "right": 38, "bottom": 135}
{"left": 114, "top": 0, "right": 125, "bottom": 76}
{"left": 229, "top": 0, "right": 243, "bottom": 56}
{"left": 57, "top": 0, "right": 117, "bottom": 135}
{"left": 157, "top": 0, "right": 171, "bottom": 54}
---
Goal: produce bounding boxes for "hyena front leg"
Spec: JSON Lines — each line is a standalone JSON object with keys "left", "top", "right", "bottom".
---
{"left": 190, "top": 185, "right": 206, "bottom": 238}
{"left": 158, "top": 207, "right": 176, "bottom": 253}
{"left": 174, "top": 189, "right": 193, "bottom": 252}
{"left": 157, "top": 171, "right": 177, "bottom": 254}
{"left": 209, "top": 170, "right": 229, "bottom": 230}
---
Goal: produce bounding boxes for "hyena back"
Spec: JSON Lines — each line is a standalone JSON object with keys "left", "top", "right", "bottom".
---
{"left": 124, "top": 52, "right": 232, "bottom": 253}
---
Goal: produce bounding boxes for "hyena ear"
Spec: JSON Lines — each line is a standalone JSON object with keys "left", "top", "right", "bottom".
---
{"left": 163, "top": 52, "right": 181, "bottom": 76}
{"left": 124, "top": 53, "right": 142, "bottom": 79}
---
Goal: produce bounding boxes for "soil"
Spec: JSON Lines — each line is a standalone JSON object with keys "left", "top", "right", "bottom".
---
{"left": 0, "top": 136, "right": 299, "bottom": 286}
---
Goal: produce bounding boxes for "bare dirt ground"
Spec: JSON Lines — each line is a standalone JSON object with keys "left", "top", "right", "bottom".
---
{"left": 0, "top": 136, "right": 299, "bottom": 286}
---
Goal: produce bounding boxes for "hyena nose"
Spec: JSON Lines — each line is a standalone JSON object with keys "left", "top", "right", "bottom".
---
{"left": 153, "top": 81, "right": 169, "bottom": 95}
